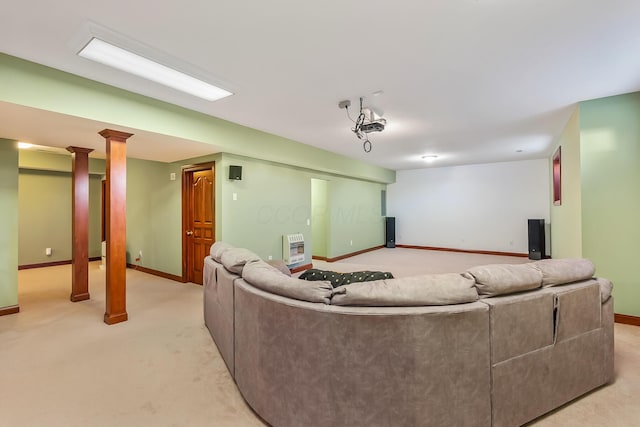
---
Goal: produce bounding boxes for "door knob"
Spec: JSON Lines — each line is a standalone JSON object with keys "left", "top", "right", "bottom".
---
{"left": 186, "top": 230, "right": 194, "bottom": 236}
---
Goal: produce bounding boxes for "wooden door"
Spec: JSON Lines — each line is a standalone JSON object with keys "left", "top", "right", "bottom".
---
{"left": 183, "top": 165, "right": 215, "bottom": 285}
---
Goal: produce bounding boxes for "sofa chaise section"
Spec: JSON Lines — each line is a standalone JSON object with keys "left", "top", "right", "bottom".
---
{"left": 467, "top": 259, "right": 614, "bottom": 427}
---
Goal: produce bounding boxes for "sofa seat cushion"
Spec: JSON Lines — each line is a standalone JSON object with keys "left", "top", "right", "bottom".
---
{"left": 533, "top": 258, "right": 595, "bottom": 287}
{"left": 221, "top": 247, "right": 261, "bottom": 274}
{"left": 467, "top": 263, "right": 542, "bottom": 297}
{"left": 330, "top": 273, "right": 478, "bottom": 306}
{"left": 242, "top": 260, "right": 333, "bottom": 304}
{"left": 210, "top": 241, "right": 233, "bottom": 262}
{"left": 299, "top": 268, "right": 394, "bottom": 288}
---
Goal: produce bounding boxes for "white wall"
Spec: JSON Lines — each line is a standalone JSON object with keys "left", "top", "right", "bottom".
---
{"left": 387, "top": 159, "right": 549, "bottom": 254}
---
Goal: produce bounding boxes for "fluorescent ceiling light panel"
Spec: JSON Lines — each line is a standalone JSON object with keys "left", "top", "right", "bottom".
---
{"left": 78, "top": 38, "right": 232, "bottom": 101}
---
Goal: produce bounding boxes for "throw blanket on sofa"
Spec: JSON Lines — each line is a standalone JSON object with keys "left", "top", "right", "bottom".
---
{"left": 299, "top": 269, "right": 394, "bottom": 288}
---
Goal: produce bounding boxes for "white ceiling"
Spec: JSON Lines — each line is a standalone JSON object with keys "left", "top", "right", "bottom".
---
{"left": 2, "top": 0, "right": 639, "bottom": 170}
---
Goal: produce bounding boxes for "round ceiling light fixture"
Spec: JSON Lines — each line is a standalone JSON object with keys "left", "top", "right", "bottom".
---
{"left": 421, "top": 155, "right": 438, "bottom": 162}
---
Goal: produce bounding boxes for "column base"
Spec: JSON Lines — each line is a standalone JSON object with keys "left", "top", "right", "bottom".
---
{"left": 104, "top": 311, "right": 128, "bottom": 325}
{"left": 70, "top": 292, "right": 90, "bottom": 302}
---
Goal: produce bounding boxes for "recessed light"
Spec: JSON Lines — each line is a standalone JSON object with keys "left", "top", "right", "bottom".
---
{"left": 421, "top": 155, "right": 438, "bottom": 162}
{"left": 18, "top": 142, "right": 33, "bottom": 149}
{"left": 78, "top": 38, "right": 233, "bottom": 101}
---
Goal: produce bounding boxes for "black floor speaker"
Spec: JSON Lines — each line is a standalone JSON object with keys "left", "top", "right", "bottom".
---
{"left": 528, "top": 219, "right": 545, "bottom": 260}
{"left": 385, "top": 217, "right": 396, "bottom": 248}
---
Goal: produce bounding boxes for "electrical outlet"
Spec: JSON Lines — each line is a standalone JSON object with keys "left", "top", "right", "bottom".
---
{"left": 268, "top": 255, "right": 273, "bottom": 260}
{"left": 350, "top": 240, "right": 353, "bottom": 246}
{"left": 45, "top": 247, "right": 52, "bottom": 256}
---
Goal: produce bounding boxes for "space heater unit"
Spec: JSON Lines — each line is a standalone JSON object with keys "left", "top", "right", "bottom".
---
{"left": 283, "top": 234, "right": 305, "bottom": 265}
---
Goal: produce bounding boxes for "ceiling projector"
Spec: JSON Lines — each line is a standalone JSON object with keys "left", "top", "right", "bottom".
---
{"left": 338, "top": 96, "right": 388, "bottom": 152}
{"left": 338, "top": 100, "right": 387, "bottom": 133}
{"left": 360, "top": 118, "right": 386, "bottom": 133}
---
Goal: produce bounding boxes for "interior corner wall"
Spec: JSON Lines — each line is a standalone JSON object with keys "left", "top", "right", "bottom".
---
{"left": 326, "top": 178, "right": 386, "bottom": 258}
{"left": 126, "top": 157, "right": 182, "bottom": 276}
{"left": 311, "top": 179, "right": 328, "bottom": 258}
{"left": 579, "top": 92, "right": 640, "bottom": 317}
{"left": 0, "top": 139, "right": 19, "bottom": 309}
{"left": 387, "top": 159, "right": 550, "bottom": 254}
{"left": 549, "top": 107, "right": 582, "bottom": 258}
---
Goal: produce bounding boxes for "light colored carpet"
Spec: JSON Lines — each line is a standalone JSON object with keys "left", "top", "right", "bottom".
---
{"left": 1, "top": 249, "right": 638, "bottom": 426}
{"left": 311, "top": 247, "right": 531, "bottom": 277}
{"left": 1, "top": 263, "right": 264, "bottom": 427}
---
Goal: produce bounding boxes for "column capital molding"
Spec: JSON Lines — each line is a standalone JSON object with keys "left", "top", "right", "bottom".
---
{"left": 99, "top": 129, "right": 134, "bottom": 141}
{"left": 66, "top": 146, "right": 94, "bottom": 155}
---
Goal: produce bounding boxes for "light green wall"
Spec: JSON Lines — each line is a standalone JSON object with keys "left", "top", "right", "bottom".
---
{"left": 15, "top": 148, "right": 385, "bottom": 277}
{"left": 18, "top": 169, "right": 102, "bottom": 264}
{"left": 311, "top": 179, "right": 328, "bottom": 257}
{"left": 580, "top": 92, "right": 640, "bottom": 317}
{"left": 216, "top": 155, "right": 313, "bottom": 264}
{"left": 16, "top": 152, "right": 182, "bottom": 275}
{"left": 19, "top": 149, "right": 106, "bottom": 175}
{"left": 327, "top": 178, "right": 385, "bottom": 258}
{"left": 17, "top": 151, "right": 104, "bottom": 266}
{"left": 176, "top": 153, "right": 386, "bottom": 265}
{"left": 0, "top": 139, "right": 19, "bottom": 309}
{"left": 0, "top": 53, "right": 394, "bottom": 184}
{"left": 549, "top": 107, "right": 583, "bottom": 258}
{"left": 126, "top": 158, "right": 183, "bottom": 276}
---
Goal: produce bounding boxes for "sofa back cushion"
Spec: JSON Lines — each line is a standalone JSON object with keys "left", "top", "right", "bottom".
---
{"left": 596, "top": 277, "right": 613, "bottom": 303}
{"left": 266, "top": 259, "right": 292, "bottom": 277}
{"left": 532, "top": 258, "right": 595, "bottom": 287}
{"left": 330, "top": 273, "right": 478, "bottom": 306}
{"left": 210, "top": 241, "right": 233, "bottom": 262}
{"left": 467, "top": 263, "right": 542, "bottom": 297}
{"left": 242, "top": 260, "right": 333, "bottom": 304}
{"left": 221, "top": 247, "right": 261, "bottom": 274}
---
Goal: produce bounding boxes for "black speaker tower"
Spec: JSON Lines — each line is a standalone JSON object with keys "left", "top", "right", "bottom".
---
{"left": 385, "top": 217, "right": 396, "bottom": 248}
{"left": 528, "top": 219, "right": 545, "bottom": 260}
